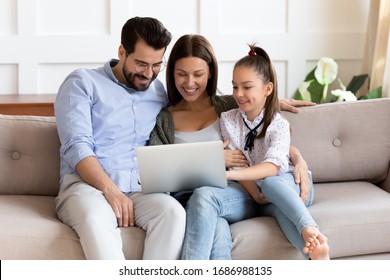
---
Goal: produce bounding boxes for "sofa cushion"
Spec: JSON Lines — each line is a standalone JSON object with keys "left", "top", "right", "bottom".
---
{"left": 0, "top": 195, "right": 146, "bottom": 260}
{"left": 0, "top": 195, "right": 84, "bottom": 259}
{"left": 283, "top": 99, "right": 390, "bottom": 184}
{"left": 231, "top": 217, "right": 303, "bottom": 260}
{"left": 310, "top": 181, "right": 390, "bottom": 259}
{"left": 0, "top": 115, "right": 60, "bottom": 196}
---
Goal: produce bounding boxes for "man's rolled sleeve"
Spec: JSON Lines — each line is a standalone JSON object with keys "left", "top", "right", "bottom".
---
{"left": 63, "top": 140, "right": 96, "bottom": 170}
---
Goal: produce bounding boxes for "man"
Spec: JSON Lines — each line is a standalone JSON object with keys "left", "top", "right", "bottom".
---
{"left": 54, "top": 17, "right": 185, "bottom": 260}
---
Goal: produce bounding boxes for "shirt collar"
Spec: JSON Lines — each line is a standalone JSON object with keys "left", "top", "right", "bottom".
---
{"left": 104, "top": 59, "right": 119, "bottom": 82}
{"left": 104, "top": 59, "right": 137, "bottom": 92}
{"left": 239, "top": 109, "right": 265, "bottom": 128}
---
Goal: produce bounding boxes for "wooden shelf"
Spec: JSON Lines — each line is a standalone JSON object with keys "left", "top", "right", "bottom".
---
{"left": 0, "top": 94, "right": 56, "bottom": 116}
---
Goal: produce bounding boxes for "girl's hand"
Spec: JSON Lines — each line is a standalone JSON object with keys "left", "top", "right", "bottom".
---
{"left": 252, "top": 192, "right": 269, "bottom": 205}
{"left": 235, "top": 179, "right": 270, "bottom": 205}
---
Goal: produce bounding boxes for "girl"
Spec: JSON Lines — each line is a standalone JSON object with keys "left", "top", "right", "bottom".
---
{"left": 221, "top": 44, "right": 329, "bottom": 260}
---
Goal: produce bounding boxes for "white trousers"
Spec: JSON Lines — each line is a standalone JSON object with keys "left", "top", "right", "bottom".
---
{"left": 55, "top": 174, "right": 186, "bottom": 260}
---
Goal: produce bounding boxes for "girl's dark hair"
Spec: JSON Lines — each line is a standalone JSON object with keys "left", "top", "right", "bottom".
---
{"left": 234, "top": 44, "right": 280, "bottom": 138}
{"left": 166, "top": 34, "right": 218, "bottom": 105}
{"left": 121, "top": 17, "right": 172, "bottom": 54}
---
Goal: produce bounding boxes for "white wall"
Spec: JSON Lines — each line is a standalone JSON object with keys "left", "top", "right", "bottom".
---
{"left": 0, "top": 0, "right": 370, "bottom": 99}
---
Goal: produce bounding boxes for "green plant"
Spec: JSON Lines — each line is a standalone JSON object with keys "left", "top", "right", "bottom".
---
{"left": 293, "top": 57, "right": 382, "bottom": 103}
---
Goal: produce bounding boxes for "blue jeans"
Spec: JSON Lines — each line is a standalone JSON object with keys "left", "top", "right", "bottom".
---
{"left": 181, "top": 172, "right": 315, "bottom": 260}
{"left": 259, "top": 172, "right": 315, "bottom": 259}
{"left": 181, "top": 181, "right": 260, "bottom": 259}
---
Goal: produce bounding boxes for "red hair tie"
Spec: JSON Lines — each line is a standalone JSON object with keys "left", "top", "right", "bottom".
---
{"left": 248, "top": 49, "right": 256, "bottom": 56}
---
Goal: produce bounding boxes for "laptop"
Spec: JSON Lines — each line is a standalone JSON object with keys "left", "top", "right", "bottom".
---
{"left": 136, "top": 141, "right": 228, "bottom": 194}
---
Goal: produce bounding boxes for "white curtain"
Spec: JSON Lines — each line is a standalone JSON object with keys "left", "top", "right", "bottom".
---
{"left": 363, "top": 0, "right": 390, "bottom": 97}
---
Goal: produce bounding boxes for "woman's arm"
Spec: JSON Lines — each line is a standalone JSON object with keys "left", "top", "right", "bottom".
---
{"left": 289, "top": 146, "right": 311, "bottom": 202}
{"left": 149, "top": 108, "right": 175, "bottom": 145}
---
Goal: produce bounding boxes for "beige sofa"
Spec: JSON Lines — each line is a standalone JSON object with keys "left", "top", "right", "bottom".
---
{"left": 1, "top": 98, "right": 390, "bottom": 260}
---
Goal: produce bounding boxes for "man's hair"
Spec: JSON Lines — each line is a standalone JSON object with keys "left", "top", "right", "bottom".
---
{"left": 121, "top": 17, "right": 172, "bottom": 54}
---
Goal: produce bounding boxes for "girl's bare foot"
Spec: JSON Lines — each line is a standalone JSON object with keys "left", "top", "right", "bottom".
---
{"left": 301, "top": 226, "right": 320, "bottom": 254}
{"left": 309, "top": 233, "right": 330, "bottom": 260}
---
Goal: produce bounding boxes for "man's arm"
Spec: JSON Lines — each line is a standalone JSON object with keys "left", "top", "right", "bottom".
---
{"left": 75, "top": 156, "right": 134, "bottom": 227}
{"left": 279, "top": 99, "right": 315, "bottom": 113}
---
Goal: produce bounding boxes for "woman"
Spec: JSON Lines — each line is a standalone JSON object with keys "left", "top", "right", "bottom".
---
{"left": 149, "top": 34, "right": 314, "bottom": 259}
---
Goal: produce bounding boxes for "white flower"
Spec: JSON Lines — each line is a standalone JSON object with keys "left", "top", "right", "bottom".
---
{"left": 331, "top": 89, "right": 357, "bottom": 102}
{"left": 314, "top": 57, "right": 338, "bottom": 86}
{"left": 298, "top": 81, "right": 312, "bottom": 101}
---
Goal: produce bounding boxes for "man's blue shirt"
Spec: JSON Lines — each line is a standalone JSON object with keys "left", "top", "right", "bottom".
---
{"left": 55, "top": 59, "right": 168, "bottom": 192}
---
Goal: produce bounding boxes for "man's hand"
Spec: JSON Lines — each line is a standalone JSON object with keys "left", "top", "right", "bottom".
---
{"left": 279, "top": 99, "right": 315, "bottom": 113}
{"left": 223, "top": 140, "right": 249, "bottom": 168}
{"left": 103, "top": 187, "right": 134, "bottom": 227}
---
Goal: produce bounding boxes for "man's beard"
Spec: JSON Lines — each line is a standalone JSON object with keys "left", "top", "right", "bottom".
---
{"left": 122, "top": 66, "right": 157, "bottom": 91}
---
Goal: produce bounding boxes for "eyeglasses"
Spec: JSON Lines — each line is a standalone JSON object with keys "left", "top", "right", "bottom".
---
{"left": 126, "top": 53, "right": 166, "bottom": 73}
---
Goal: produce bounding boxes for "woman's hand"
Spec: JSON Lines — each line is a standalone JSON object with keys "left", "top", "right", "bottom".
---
{"left": 293, "top": 157, "right": 310, "bottom": 202}
{"left": 289, "top": 146, "right": 311, "bottom": 202}
{"left": 223, "top": 140, "right": 249, "bottom": 168}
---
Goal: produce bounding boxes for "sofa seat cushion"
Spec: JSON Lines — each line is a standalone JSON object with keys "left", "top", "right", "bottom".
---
{"left": 310, "top": 181, "right": 390, "bottom": 259}
{"left": 0, "top": 195, "right": 146, "bottom": 260}
{"left": 0, "top": 195, "right": 84, "bottom": 259}
{"left": 231, "top": 216, "right": 303, "bottom": 259}
{"left": 230, "top": 181, "right": 390, "bottom": 260}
